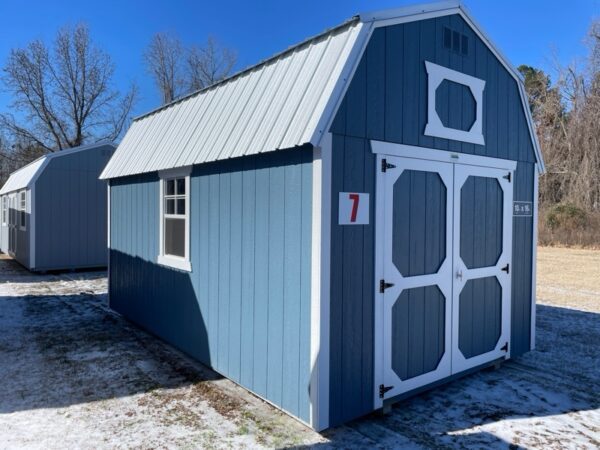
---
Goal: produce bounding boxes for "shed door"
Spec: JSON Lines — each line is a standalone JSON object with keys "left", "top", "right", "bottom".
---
{"left": 379, "top": 155, "right": 513, "bottom": 400}
{"left": 380, "top": 156, "right": 454, "bottom": 399}
{"left": 451, "top": 165, "right": 513, "bottom": 373}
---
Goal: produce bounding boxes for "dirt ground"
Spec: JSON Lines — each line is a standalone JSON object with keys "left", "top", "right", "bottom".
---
{"left": 0, "top": 249, "right": 598, "bottom": 449}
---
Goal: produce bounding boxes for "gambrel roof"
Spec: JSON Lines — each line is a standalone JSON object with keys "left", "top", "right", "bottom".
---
{"left": 1, "top": 142, "right": 116, "bottom": 195}
{"left": 101, "top": 1, "right": 544, "bottom": 179}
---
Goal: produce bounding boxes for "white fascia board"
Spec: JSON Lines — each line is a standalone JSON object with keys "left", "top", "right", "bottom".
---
{"left": 310, "top": 21, "right": 372, "bottom": 148}
{"left": 360, "top": 1, "right": 460, "bottom": 23}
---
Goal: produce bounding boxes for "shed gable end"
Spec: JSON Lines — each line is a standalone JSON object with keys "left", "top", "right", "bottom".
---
{"left": 331, "top": 14, "right": 537, "bottom": 164}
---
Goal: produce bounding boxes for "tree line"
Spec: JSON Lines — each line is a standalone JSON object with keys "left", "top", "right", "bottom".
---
{"left": 1, "top": 20, "right": 599, "bottom": 228}
{"left": 0, "top": 25, "right": 236, "bottom": 185}
{"left": 519, "top": 18, "right": 600, "bottom": 214}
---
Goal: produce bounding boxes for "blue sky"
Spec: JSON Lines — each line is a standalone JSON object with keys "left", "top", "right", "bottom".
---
{"left": 0, "top": 0, "right": 598, "bottom": 117}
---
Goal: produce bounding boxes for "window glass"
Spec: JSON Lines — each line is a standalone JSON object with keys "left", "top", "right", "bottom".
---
{"left": 165, "top": 198, "right": 175, "bottom": 214}
{"left": 19, "top": 191, "right": 26, "bottom": 229}
{"left": 165, "top": 218, "right": 185, "bottom": 257}
{"left": 176, "top": 178, "right": 185, "bottom": 195}
{"left": 165, "top": 179, "right": 175, "bottom": 196}
{"left": 176, "top": 198, "right": 185, "bottom": 215}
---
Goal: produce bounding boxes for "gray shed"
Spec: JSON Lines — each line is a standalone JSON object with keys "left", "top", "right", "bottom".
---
{"left": 0, "top": 142, "right": 115, "bottom": 271}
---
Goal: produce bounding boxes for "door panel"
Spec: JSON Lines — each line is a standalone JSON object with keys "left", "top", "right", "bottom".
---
{"left": 382, "top": 157, "right": 453, "bottom": 398}
{"left": 452, "top": 165, "right": 513, "bottom": 373}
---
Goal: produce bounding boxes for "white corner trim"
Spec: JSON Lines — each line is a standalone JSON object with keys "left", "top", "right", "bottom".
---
{"left": 530, "top": 167, "right": 539, "bottom": 350}
{"left": 107, "top": 181, "right": 111, "bottom": 304}
{"left": 424, "top": 61, "right": 485, "bottom": 145}
{"left": 29, "top": 188, "right": 35, "bottom": 269}
{"left": 371, "top": 140, "right": 516, "bottom": 171}
{"left": 310, "top": 133, "right": 331, "bottom": 431}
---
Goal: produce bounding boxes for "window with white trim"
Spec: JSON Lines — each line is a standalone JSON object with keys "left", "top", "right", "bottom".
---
{"left": 158, "top": 168, "right": 191, "bottom": 271}
{"left": 19, "top": 190, "right": 26, "bottom": 230}
{"left": 1, "top": 196, "right": 7, "bottom": 226}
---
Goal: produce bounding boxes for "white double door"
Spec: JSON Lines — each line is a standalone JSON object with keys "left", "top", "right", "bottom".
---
{"left": 378, "top": 153, "right": 513, "bottom": 401}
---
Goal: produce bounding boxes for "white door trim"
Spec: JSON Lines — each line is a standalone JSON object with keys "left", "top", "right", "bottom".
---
{"left": 371, "top": 140, "right": 517, "bottom": 172}
{"left": 377, "top": 155, "right": 454, "bottom": 404}
{"left": 451, "top": 164, "right": 513, "bottom": 373}
{"left": 372, "top": 140, "right": 516, "bottom": 407}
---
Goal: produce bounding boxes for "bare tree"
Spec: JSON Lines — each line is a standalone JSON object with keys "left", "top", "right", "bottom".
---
{"left": 1, "top": 24, "right": 137, "bottom": 152}
{"left": 520, "top": 18, "right": 600, "bottom": 212}
{"left": 187, "top": 36, "right": 237, "bottom": 91}
{"left": 144, "top": 32, "right": 184, "bottom": 104}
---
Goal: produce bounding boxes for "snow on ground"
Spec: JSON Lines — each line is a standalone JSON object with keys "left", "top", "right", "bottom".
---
{"left": 0, "top": 251, "right": 598, "bottom": 449}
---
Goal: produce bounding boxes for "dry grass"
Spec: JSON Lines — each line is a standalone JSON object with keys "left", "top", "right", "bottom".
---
{"left": 536, "top": 246, "right": 600, "bottom": 312}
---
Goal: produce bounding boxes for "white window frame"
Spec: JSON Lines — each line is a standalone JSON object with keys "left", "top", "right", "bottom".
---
{"left": 19, "top": 190, "right": 26, "bottom": 231}
{"left": 1, "top": 196, "right": 7, "bottom": 226}
{"left": 158, "top": 167, "right": 192, "bottom": 272}
{"left": 424, "top": 61, "right": 486, "bottom": 145}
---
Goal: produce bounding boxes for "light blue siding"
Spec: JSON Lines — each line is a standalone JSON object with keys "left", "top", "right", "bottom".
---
{"left": 109, "top": 148, "right": 313, "bottom": 423}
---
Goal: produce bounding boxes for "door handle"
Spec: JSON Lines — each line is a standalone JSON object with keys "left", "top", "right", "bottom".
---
{"left": 456, "top": 269, "right": 463, "bottom": 280}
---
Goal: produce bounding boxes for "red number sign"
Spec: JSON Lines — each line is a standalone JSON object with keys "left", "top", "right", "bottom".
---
{"left": 349, "top": 193, "right": 360, "bottom": 222}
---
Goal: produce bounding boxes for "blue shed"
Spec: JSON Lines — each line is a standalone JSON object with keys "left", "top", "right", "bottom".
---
{"left": 101, "top": 1, "right": 544, "bottom": 431}
{"left": 0, "top": 142, "right": 115, "bottom": 272}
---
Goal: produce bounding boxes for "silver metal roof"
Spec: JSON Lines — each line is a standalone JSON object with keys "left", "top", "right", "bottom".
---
{"left": 101, "top": 1, "right": 544, "bottom": 179}
{"left": 101, "top": 19, "right": 363, "bottom": 179}
{"left": 0, "top": 142, "right": 116, "bottom": 195}
{"left": 0, "top": 158, "right": 46, "bottom": 195}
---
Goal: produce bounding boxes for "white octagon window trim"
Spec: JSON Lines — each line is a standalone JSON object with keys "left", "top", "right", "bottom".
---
{"left": 158, "top": 166, "right": 192, "bottom": 272}
{"left": 424, "top": 61, "right": 486, "bottom": 145}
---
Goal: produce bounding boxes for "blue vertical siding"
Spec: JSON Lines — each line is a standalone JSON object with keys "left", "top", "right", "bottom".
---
{"left": 33, "top": 144, "right": 113, "bottom": 271}
{"left": 109, "top": 148, "right": 313, "bottom": 424}
{"left": 329, "top": 15, "right": 537, "bottom": 426}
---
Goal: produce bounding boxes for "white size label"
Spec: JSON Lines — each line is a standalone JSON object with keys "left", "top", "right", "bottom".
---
{"left": 339, "top": 192, "right": 369, "bottom": 225}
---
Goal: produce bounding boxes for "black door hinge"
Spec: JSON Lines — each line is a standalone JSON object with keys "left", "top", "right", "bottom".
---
{"left": 501, "top": 264, "right": 510, "bottom": 274}
{"left": 379, "top": 279, "right": 394, "bottom": 293}
{"left": 500, "top": 342, "right": 509, "bottom": 352}
{"left": 503, "top": 172, "right": 512, "bottom": 182}
{"left": 379, "top": 384, "right": 394, "bottom": 398}
{"left": 381, "top": 158, "right": 396, "bottom": 173}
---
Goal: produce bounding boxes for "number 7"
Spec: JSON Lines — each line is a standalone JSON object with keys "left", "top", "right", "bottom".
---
{"left": 349, "top": 193, "right": 359, "bottom": 222}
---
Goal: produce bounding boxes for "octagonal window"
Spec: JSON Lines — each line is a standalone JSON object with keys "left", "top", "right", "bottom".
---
{"left": 458, "top": 276, "right": 502, "bottom": 359}
{"left": 392, "top": 285, "right": 446, "bottom": 380}
{"left": 460, "top": 176, "right": 503, "bottom": 269}
{"left": 393, "top": 170, "right": 447, "bottom": 277}
{"left": 435, "top": 79, "right": 476, "bottom": 132}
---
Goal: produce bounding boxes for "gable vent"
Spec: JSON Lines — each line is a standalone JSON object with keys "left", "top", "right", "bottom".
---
{"left": 443, "top": 27, "right": 469, "bottom": 56}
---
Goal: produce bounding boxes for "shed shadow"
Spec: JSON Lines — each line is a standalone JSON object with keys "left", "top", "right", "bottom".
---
{"left": 0, "top": 252, "right": 217, "bottom": 414}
